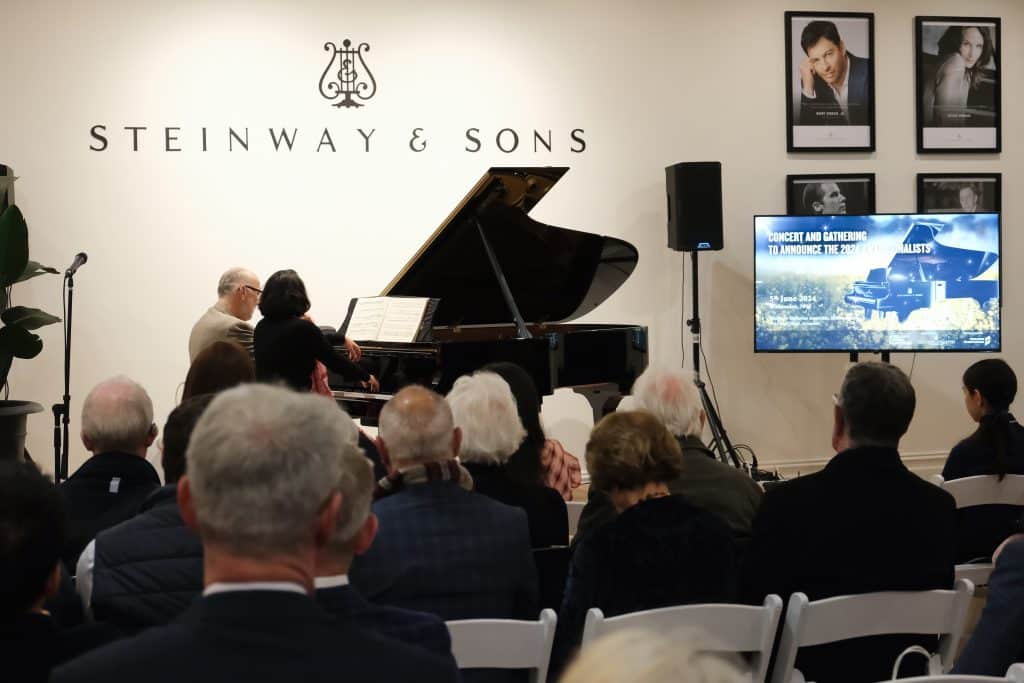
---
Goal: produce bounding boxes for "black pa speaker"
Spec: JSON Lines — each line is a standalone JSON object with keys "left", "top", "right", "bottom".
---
{"left": 666, "top": 161, "right": 723, "bottom": 252}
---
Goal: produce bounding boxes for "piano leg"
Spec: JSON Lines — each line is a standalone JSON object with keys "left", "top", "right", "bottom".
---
{"left": 571, "top": 383, "right": 625, "bottom": 425}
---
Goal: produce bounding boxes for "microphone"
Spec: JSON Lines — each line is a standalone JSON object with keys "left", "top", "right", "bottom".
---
{"left": 65, "top": 252, "right": 88, "bottom": 276}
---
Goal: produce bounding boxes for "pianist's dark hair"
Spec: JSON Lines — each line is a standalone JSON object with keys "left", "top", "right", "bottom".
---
{"left": 483, "top": 362, "right": 546, "bottom": 488}
{"left": 961, "top": 359, "right": 1018, "bottom": 481}
{"left": 259, "top": 269, "right": 311, "bottom": 318}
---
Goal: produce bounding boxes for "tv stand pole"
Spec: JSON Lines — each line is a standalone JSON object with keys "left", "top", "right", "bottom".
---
{"left": 848, "top": 351, "right": 890, "bottom": 363}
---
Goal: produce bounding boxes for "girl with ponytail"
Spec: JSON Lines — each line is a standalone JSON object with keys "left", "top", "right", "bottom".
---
{"left": 942, "top": 359, "right": 1024, "bottom": 561}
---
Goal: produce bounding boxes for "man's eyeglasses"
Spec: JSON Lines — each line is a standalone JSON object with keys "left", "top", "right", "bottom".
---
{"left": 243, "top": 285, "right": 262, "bottom": 295}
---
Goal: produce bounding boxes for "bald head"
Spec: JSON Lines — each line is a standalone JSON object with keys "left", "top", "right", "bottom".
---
{"left": 631, "top": 367, "right": 703, "bottom": 439}
{"left": 378, "top": 385, "right": 459, "bottom": 467}
{"left": 81, "top": 376, "right": 157, "bottom": 456}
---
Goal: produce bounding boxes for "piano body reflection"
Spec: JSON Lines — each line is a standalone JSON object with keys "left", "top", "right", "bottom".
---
{"left": 330, "top": 167, "right": 648, "bottom": 423}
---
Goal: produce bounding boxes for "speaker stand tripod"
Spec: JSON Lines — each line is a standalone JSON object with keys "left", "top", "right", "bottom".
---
{"left": 685, "top": 250, "right": 742, "bottom": 470}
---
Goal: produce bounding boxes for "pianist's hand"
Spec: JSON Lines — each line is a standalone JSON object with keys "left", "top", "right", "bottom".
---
{"left": 343, "top": 336, "right": 363, "bottom": 362}
{"left": 361, "top": 375, "right": 380, "bottom": 393}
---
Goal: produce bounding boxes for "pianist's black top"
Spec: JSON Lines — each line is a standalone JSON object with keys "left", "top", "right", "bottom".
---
{"left": 253, "top": 316, "right": 370, "bottom": 392}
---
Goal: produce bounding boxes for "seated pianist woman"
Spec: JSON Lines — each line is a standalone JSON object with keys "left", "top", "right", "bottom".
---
{"left": 254, "top": 269, "right": 379, "bottom": 393}
{"left": 942, "top": 359, "right": 1024, "bottom": 562}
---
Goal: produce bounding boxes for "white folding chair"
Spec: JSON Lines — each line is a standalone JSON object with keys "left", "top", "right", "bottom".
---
{"left": 581, "top": 595, "right": 783, "bottom": 683}
{"left": 932, "top": 474, "right": 1024, "bottom": 586}
{"left": 446, "top": 609, "right": 556, "bottom": 683}
{"left": 889, "top": 662, "right": 1024, "bottom": 683}
{"left": 771, "top": 579, "right": 975, "bottom": 683}
{"left": 567, "top": 500, "right": 585, "bottom": 538}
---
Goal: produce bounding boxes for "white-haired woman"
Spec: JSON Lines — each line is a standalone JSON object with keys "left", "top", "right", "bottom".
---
{"left": 447, "top": 371, "right": 568, "bottom": 549}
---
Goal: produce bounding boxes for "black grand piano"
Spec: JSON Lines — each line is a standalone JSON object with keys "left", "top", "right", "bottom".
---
{"left": 329, "top": 166, "right": 648, "bottom": 423}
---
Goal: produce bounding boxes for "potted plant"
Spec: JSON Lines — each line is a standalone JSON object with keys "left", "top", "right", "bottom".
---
{"left": 0, "top": 201, "right": 60, "bottom": 458}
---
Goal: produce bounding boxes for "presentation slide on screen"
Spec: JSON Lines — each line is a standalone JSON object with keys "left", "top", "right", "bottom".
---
{"left": 754, "top": 213, "right": 1000, "bottom": 352}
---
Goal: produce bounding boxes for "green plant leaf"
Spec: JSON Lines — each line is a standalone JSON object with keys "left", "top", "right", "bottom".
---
{"left": 0, "top": 325, "right": 43, "bottom": 359}
{"left": 1, "top": 306, "right": 60, "bottom": 329}
{"left": 0, "top": 206, "right": 29, "bottom": 289}
{"left": 16, "top": 260, "right": 59, "bottom": 283}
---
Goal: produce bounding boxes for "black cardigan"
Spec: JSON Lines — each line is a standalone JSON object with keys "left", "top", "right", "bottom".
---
{"left": 942, "top": 414, "right": 1024, "bottom": 561}
{"left": 254, "top": 317, "right": 369, "bottom": 392}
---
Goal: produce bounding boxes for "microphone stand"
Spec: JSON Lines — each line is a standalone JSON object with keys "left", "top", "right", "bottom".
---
{"left": 52, "top": 272, "right": 73, "bottom": 482}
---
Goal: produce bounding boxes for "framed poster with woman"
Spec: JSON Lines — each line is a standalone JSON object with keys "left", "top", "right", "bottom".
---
{"left": 785, "top": 11, "right": 875, "bottom": 152}
{"left": 917, "top": 173, "right": 1001, "bottom": 213}
{"left": 916, "top": 17, "right": 1001, "bottom": 153}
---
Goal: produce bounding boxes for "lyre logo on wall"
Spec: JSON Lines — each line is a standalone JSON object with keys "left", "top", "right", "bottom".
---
{"left": 319, "top": 40, "right": 377, "bottom": 109}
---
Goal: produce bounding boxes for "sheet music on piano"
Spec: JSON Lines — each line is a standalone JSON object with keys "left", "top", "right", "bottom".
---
{"left": 340, "top": 296, "right": 439, "bottom": 343}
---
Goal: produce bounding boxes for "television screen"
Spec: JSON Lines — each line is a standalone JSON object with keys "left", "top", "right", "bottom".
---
{"left": 754, "top": 213, "right": 1000, "bottom": 352}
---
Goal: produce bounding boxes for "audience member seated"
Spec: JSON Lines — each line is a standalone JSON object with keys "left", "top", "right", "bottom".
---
{"left": 559, "top": 628, "right": 747, "bottom": 683}
{"left": 484, "top": 362, "right": 582, "bottom": 501}
{"left": 553, "top": 411, "right": 737, "bottom": 676}
{"left": 52, "top": 384, "right": 458, "bottom": 683}
{"left": 942, "top": 358, "right": 1024, "bottom": 562}
{"left": 954, "top": 535, "right": 1024, "bottom": 675}
{"left": 253, "top": 269, "right": 377, "bottom": 393}
{"left": 349, "top": 385, "right": 539, "bottom": 621}
{"left": 188, "top": 267, "right": 260, "bottom": 361}
{"left": 314, "top": 416, "right": 454, "bottom": 659}
{"left": 741, "top": 362, "right": 957, "bottom": 683}
{"left": 0, "top": 461, "right": 116, "bottom": 683}
{"left": 77, "top": 395, "right": 213, "bottom": 631}
{"left": 59, "top": 376, "right": 161, "bottom": 569}
{"left": 182, "top": 341, "right": 255, "bottom": 400}
{"left": 448, "top": 371, "right": 568, "bottom": 548}
{"left": 576, "top": 367, "right": 763, "bottom": 550}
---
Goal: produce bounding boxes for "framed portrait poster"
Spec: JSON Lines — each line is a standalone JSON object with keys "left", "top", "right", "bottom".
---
{"left": 786, "top": 11, "right": 875, "bottom": 152}
{"left": 786, "top": 173, "right": 876, "bottom": 215}
{"left": 917, "top": 173, "right": 1001, "bottom": 213}
{"left": 915, "top": 17, "right": 1001, "bottom": 153}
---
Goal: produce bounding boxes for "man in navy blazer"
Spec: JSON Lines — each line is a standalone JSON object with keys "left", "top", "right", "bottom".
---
{"left": 314, "top": 412, "right": 454, "bottom": 658}
{"left": 797, "top": 20, "right": 871, "bottom": 126}
{"left": 741, "top": 363, "right": 956, "bottom": 683}
{"left": 954, "top": 535, "right": 1024, "bottom": 674}
{"left": 350, "top": 385, "right": 539, "bottom": 621}
{"left": 53, "top": 385, "right": 458, "bottom": 683}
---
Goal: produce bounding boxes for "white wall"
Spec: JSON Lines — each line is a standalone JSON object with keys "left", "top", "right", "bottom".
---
{"left": 3, "top": 0, "right": 1020, "bottom": 477}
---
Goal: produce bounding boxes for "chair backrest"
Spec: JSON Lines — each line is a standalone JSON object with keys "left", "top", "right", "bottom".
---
{"left": 956, "top": 562, "right": 995, "bottom": 587}
{"left": 771, "top": 579, "right": 975, "bottom": 683}
{"left": 581, "top": 595, "right": 783, "bottom": 683}
{"left": 446, "top": 609, "right": 557, "bottom": 683}
{"left": 567, "top": 500, "right": 585, "bottom": 537}
{"left": 933, "top": 475, "right": 1024, "bottom": 509}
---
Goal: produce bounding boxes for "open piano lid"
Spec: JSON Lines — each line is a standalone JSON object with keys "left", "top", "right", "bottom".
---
{"left": 382, "top": 167, "right": 639, "bottom": 326}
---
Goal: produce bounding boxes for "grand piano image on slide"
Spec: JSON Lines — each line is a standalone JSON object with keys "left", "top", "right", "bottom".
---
{"left": 329, "top": 167, "right": 648, "bottom": 422}
{"left": 843, "top": 220, "right": 999, "bottom": 323}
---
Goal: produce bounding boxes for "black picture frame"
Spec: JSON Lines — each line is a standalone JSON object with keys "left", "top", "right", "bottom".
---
{"left": 785, "top": 11, "right": 876, "bottom": 152}
{"left": 786, "top": 173, "right": 876, "bottom": 215}
{"left": 916, "top": 173, "right": 1001, "bottom": 213}
{"left": 915, "top": 16, "right": 1001, "bottom": 153}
